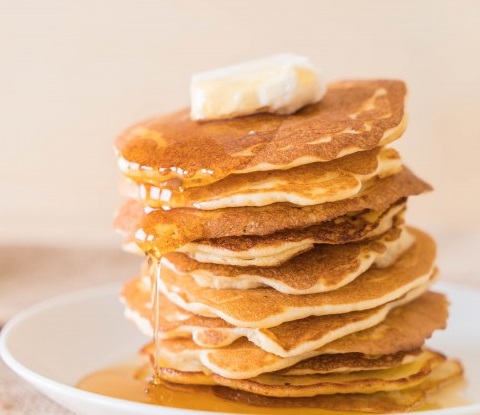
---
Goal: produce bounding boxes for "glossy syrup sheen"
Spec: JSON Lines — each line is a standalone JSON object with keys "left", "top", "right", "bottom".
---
{"left": 148, "top": 256, "right": 163, "bottom": 384}
{"left": 76, "top": 362, "right": 468, "bottom": 414}
{"left": 76, "top": 362, "right": 357, "bottom": 414}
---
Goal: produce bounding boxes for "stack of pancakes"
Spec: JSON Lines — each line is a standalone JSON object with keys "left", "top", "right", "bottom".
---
{"left": 114, "top": 80, "right": 463, "bottom": 413}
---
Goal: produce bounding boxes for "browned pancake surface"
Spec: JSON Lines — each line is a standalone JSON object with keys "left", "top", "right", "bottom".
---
{"left": 116, "top": 80, "right": 406, "bottom": 186}
{"left": 187, "top": 201, "right": 405, "bottom": 253}
{"left": 164, "top": 227, "right": 405, "bottom": 293}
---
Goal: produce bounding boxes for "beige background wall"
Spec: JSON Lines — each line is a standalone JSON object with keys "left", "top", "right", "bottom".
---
{"left": 1, "top": 0, "right": 479, "bottom": 247}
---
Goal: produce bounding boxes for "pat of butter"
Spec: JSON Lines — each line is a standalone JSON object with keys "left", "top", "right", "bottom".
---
{"left": 190, "top": 53, "right": 326, "bottom": 121}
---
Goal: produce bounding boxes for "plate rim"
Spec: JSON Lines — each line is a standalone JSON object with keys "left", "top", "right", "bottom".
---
{"left": 1, "top": 281, "right": 479, "bottom": 415}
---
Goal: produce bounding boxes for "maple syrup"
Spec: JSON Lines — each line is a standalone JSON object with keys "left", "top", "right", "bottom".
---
{"left": 147, "top": 255, "right": 163, "bottom": 383}
{"left": 421, "top": 377, "right": 469, "bottom": 410}
{"left": 76, "top": 361, "right": 354, "bottom": 414}
{"left": 77, "top": 360, "right": 468, "bottom": 414}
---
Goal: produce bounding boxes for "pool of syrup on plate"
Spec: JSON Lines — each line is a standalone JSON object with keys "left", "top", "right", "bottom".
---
{"left": 76, "top": 360, "right": 467, "bottom": 414}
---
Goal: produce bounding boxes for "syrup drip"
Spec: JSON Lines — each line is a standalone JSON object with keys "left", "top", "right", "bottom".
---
{"left": 147, "top": 254, "right": 163, "bottom": 384}
{"left": 134, "top": 178, "right": 189, "bottom": 257}
{"left": 142, "top": 177, "right": 186, "bottom": 383}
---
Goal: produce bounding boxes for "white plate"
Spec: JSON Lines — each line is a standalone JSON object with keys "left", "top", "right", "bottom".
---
{"left": 1, "top": 282, "right": 479, "bottom": 415}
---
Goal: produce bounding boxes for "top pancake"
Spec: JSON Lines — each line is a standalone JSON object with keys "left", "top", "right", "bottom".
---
{"left": 116, "top": 80, "right": 407, "bottom": 187}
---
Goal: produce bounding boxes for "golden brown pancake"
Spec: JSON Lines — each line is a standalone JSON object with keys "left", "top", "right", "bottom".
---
{"left": 143, "top": 291, "right": 449, "bottom": 378}
{"left": 161, "top": 227, "right": 412, "bottom": 293}
{"left": 178, "top": 201, "right": 405, "bottom": 266}
{"left": 183, "top": 280, "right": 433, "bottom": 356}
{"left": 212, "top": 360, "right": 463, "bottom": 413}
{"left": 277, "top": 349, "right": 422, "bottom": 376}
{"left": 116, "top": 80, "right": 407, "bottom": 187}
{"left": 122, "top": 200, "right": 406, "bottom": 267}
{"left": 158, "top": 228, "right": 436, "bottom": 328}
{"left": 121, "top": 147, "right": 402, "bottom": 209}
{"left": 158, "top": 349, "right": 445, "bottom": 397}
{"left": 115, "top": 168, "right": 431, "bottom": 254}
{"left": 122, "top": 279, "right": 231, "bottom": 333}
{"left": 125, "top": 278, "right": 432, "bottom": 356}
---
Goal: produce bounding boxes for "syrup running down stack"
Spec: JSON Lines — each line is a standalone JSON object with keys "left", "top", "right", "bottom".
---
{"left": 114, "top": 79, "right": 463, "bottom": 413}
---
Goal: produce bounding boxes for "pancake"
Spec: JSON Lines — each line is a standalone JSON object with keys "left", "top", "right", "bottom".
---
{"left": 123, "top": 283, "right": 231, "bottom": 336}
{"left": 144, "top": 291, "right": 449, "bottom": 379}
{"left": 157, "top": 349, "right": 445, "bottom": 397}
{"left": 161, "top": 227, "right": 413, "bottom": 293}
{"left": 116, "top": 168, "right": 431, "bottom": 255}
{"left": 277, "top": 349, "right": 423, "bottom": 376}
{"left": 212, "top": 360, "right": 463, "bottom": 413}
{"left": 178, "top": 201, "right": 405, "bottom": 267}
{"left": 116, "top": 80, "right": 407, "bottom": 187}
{"left": 121, "top": 147, "right": 402, "bottom": 210}
{"left": 180, "top": 279, "right": 433, "bottom": 356}
{"left": 122, "top": 200, "right": 405, "bottom": 267}
{"left": 158, "top": 228, "right": 436, "bottom": 328}
{"left": 125, "top": 276, "right": 432, "bottom": 356}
